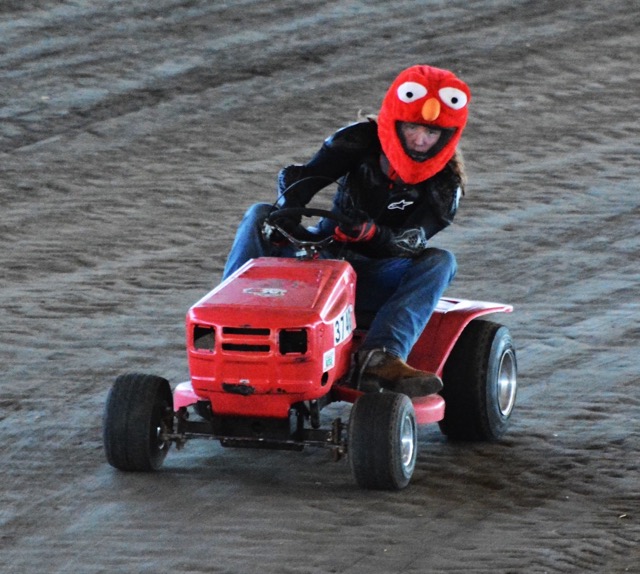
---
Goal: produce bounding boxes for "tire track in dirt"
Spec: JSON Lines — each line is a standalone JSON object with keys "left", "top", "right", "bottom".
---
{"left": 0, "top": 0, "right": 377, "bottom": 153}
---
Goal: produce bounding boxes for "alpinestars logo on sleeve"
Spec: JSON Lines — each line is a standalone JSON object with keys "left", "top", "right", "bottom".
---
{"left": 388, "top": 199, "right": 414, "bottom": 210}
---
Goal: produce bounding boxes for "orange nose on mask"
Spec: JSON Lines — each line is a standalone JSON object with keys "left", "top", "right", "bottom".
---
{"left": 421, "top": 98, "right": 441, "bottom": 122}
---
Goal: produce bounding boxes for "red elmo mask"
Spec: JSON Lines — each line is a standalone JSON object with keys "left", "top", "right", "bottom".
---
{"left": 378, "top": 65, "right": 471, "bottom": 184}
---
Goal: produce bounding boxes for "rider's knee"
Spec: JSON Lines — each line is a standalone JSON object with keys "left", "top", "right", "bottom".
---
{"left": 240, "top": 203, "right": 273, "bottom": 228}
{"left": 417, "top": 248, "right": 457, "bottom": 280}
{"left": 245, "top": 202, "right": 273, "bottom": 219}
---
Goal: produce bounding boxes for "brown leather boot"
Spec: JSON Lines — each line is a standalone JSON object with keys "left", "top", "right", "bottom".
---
{"left": 356, "top": 348, "right": 443, "bottom": 398}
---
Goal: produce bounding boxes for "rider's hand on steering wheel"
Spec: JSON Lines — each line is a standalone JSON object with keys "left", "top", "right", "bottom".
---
{"left": 264, "top": 208, "right": 302, "bottom": 245}
{"left": 333, "top": 219, "right": 378, "bottom": 243}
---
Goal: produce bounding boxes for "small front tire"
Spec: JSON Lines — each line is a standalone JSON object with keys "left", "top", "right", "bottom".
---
{"left": 103, "top": 373, "right": 174, "bottom": 471}
{"left": 348, "top": 392, "right": 417, "bottom": 490}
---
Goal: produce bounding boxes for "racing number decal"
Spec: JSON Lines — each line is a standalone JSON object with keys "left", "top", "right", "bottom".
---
{"left": 334, "top": 305, "right": 353, "bottom": 346}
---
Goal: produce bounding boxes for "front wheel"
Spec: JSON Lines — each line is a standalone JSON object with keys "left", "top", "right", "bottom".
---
{"left": 103, "top": 373, "right": 174, "bottom": 471}
{"left": 439, "top": 320, "right": 517, "bottom": 441}
{"left": 348, "top": 392, "right": 417, "bottom": 490}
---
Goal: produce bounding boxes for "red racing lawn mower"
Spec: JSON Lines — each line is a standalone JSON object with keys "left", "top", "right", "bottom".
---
{"left": 103, "top": 208, "right": 517, "bottom": 490}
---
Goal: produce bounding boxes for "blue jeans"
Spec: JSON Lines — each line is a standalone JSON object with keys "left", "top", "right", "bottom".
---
{"left": 222, "top": 203, "right": 457, "bottom": 360}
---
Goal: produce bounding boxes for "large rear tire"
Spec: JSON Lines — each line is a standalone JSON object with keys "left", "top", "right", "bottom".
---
{"left": 439, "top": 319, "right": 517, "bottom": 441}
{"left": 103, "top": 373, "right": 173, "bottom": 471}
{"left": 348, "top": 392, "right": 417, "bottom": 490}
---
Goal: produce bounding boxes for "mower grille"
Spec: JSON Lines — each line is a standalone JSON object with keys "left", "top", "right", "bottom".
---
{"left": 221, "top": 326, "right": 271, "bottom": 354}
{"left": 193, "top": 325, "right": 308, "bottom": 355}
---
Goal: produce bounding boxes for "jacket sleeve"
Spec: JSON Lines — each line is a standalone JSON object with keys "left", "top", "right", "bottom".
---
{"left": 276, "top": 122, "right": 379, "bottom": 208}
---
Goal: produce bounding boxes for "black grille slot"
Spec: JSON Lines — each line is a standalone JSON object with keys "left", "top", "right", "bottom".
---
{"left": 222, "top": 343, "right": 270, "bottom": 353}
{"left": 193, "top": 326, "right": 215, "bottom": 351}
{"left": 223, "top": 327, "right": 270, "bottom": 336}
{"left": 279, "top": 329, "right": 307, "bottom": 354}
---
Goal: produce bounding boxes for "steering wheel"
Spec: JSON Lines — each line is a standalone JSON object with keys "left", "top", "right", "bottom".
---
{"left": 264, "top": 207, "right": 353, "bottom": 259}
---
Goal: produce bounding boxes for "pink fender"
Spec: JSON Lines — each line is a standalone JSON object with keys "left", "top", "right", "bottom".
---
{"left": 332, "top": 383, "right": 445, "bottom": 425}
{"left": 173, "top": 381, "right": 201, "bottom": 410}
{"left": 407, "top": 297, "right": 513, "bottom": 376}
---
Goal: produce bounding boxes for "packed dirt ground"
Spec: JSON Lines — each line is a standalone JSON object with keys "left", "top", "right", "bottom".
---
{"left": 1, "top": 1, "right": 638, "bottom": 572}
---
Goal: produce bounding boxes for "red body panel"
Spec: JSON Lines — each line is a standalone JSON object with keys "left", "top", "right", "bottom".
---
{"left": 186, "top": 258, "right": 357, "bottom": 418}
{"left": 183, "top": 257, "right": 511, "bottom": 424}
{"left": 408, "top": 297, "right": 513, "bottom": 376}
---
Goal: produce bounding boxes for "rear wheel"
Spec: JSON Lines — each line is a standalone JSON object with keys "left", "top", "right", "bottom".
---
{"left": 103, "top": 373, "right": 174, "bottom": 471}
{"left": 439, "top": 319, "right": 517, "bottom": 441}
{"left": 348, "top": 392, "right": 417, "bottom": 490}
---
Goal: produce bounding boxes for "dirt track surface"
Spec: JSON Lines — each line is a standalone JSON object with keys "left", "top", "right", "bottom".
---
{"left": 1, "top": 1, "right": 639, "bottom": 572}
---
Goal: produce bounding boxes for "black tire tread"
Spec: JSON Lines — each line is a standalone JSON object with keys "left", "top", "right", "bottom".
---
{"left": 439, "top": 319, "right": 515, "bottom": 441}
{"left": 103, "top": 373, "right": 173, "bottom": 471}
{"left": 349, "top": 392, "right": 416, "bottom": 490}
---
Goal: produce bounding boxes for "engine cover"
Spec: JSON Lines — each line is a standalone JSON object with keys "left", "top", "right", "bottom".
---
{"left": 186, "top": 257, "right": 357, "bottom": 418}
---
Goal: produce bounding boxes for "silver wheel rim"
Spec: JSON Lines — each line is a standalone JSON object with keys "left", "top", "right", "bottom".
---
{"left": 400, "top": 412, "right": 416, "bottom": 472}
{"left": 155, "top": 424, "right": 168, "bottom": 449}
{"left": 497, "top": 349, "right": 517, "bottom": 417}
{"left": 154, "top": 404, "right": 172, "bottom": 452}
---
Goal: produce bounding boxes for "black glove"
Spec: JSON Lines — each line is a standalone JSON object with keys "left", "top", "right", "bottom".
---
{"left": 264, "top": 208, "right": 302, "bottom": 245}
{"left": 333, "top": 218, "right": 377, "bottom": 243}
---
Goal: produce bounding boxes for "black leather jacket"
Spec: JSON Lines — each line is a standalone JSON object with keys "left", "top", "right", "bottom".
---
{"left": 277, "top": 121, "right": 464, "bottom": 258}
